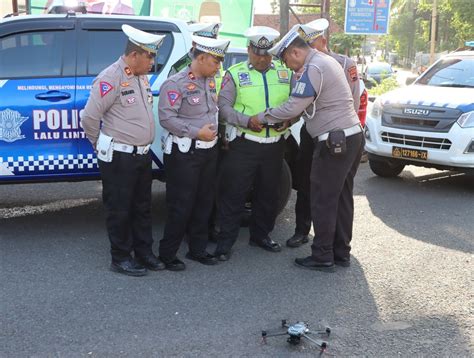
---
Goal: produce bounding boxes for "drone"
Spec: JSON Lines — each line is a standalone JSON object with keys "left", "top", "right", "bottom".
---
{"left": 261, "top": 320, "right": 331, "bottom": 351}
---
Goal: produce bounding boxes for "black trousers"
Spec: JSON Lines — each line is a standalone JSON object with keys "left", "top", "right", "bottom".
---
{"left": 159, "top": 144, "right": 218, "bottom": 260}
{"left": 310, "top": 132, "right": 365, "bottom": 262}
{"left": 215, "top": 137, "right": 285, "bottom": 254}
{"left": 98, "top": 151, "right": 153, "bottom": 262}
{"left": 294, "top": 124, "right": 313, "bottom": 236}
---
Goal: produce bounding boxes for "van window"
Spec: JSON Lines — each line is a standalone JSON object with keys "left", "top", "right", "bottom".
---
{"left": 77, "top": 30, "right": 173, "bottom": 76}
{"left": 0, "top": 31, "right": 65, "bottom": 79}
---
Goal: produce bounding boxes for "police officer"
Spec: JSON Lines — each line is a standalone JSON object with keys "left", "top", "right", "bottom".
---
{"left": 158, "top": 36, "right": 230, "bottom": 271}
{"left": 213, "top": 26, "right": 292, "bottom": 261}
{"left": 286, "top": 19, "right": 361, "bottom": 248}
{"left": 168, "top": 23, "right": 221, "bottom": 80}
{"left": 256, "top": 29, "right": 365, "bottom": 272}
{"left": 81, "top": 25, "right": 165, "bottom": 276}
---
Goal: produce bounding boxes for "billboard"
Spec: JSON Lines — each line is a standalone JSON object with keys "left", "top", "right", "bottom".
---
{"left": 30, "top": 0, "right": 151, "bottom": 15}
{"left": 152, "top": 0, "right": 254, "bottom": 47}
{"left": 345, "top": 0, "right": 391, "bottom": 35}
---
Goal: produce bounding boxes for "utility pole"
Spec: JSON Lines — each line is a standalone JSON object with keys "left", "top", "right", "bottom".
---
{"left": 429, "top": 0, "right": 437, "bottom": 64}
{"left": 12, "top": 0, "right": 19, "bottom": 15}
{"left": 280, "top": 0, "right": 289, "bottom": 36}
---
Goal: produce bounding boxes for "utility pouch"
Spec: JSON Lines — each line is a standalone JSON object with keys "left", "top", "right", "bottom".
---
{"left": 326, "top": 130, "right": 346, "bottom": 156}
{"left": 96, "top": 132, "right": 114, "bottom": 162}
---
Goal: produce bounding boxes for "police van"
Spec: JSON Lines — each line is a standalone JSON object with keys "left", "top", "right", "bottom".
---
{"left": 365, "top": 49, "right": 474, "bottom": 176}
{"left": 0, "top": 13, "right": 191, "bottom": 183}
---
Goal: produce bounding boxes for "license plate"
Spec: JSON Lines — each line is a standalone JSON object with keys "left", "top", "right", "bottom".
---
{"left": 392, "top": 146, "right": 428, "bottom": 161}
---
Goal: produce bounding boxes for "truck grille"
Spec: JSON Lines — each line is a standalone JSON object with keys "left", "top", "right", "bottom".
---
{"left": 382, "top": 105, "right": 461, "bottom": 133}
{"left": 381, "top": 132, "right": 452, "bottom": 150}
{"left": 391, "top": 116, "right": 439, "bottom": 129}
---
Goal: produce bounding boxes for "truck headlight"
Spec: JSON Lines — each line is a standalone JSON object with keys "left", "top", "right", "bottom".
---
{"left": 457, "top": 111, "right": 474, "bottom": 128}
{"left": 370, "top": 98, "right": 383, "bottom": 121}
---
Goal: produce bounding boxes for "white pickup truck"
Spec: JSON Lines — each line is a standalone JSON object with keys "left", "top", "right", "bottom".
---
{"left": 364, "top": 50, "right": 474, "bottom": 177}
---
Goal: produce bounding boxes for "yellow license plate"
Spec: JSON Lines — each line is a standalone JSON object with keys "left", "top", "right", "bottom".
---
{"left": 392, "top": 146, "right": 428, "bottom": 161}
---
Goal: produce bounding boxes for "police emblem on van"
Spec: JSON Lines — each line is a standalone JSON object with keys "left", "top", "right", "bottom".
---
{"left": 0, "top": 109, "right": 28, "bottom": 143}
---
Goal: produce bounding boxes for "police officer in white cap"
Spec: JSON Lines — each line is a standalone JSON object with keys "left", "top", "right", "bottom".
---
{"left": 286, "top": 18, "right": 362, "bottom": 249}
{"left": 168, "top": 22, "right": 221, "bottom": 77}
{"left": 213, "top": 26, "right": 292, "bottom": 261}
{"left": 81, "top": 25, "right": 165, "bottom": 276}
{"left": 158, "top": 36, "right": 230, "bottom": 270}
{"left": 254, "top": 29, "right": 364, "bottom": 272}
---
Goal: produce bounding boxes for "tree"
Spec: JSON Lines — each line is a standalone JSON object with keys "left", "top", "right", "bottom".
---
{"left": 382, "top": 0, "right": 474, "bottom": 66}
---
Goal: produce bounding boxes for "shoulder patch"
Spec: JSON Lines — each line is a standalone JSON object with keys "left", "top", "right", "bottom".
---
{"left": 348, "top": 65, "right": 358, "bottom": 82}
{"left": 167, "top": 91, "right": 181, "bottom": 106}
{"left": 291, "top": 69, "right": 316, "bottom": 98}
{"left": 100, "top": 82, "right": 114, "bottom": 97}
{"left": 221, "top": 76, "right": 231, "bottom": 89}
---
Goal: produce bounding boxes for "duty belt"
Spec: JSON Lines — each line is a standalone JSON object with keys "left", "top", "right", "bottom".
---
{"left": 237, "top": 129, "right": 282, "bottom": 144}
{"left": 113, "top": 142, "right": 151, "bottom": 155}
{"left": 172, "top": 136, "right": 217, "bottom": 150}
{"left": 318, "top": 123, "right": 362, "bottom": 142}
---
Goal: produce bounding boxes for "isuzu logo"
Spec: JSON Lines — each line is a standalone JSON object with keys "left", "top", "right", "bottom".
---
{"left": 403, "top": 108, "right": 430, "bottom": 116}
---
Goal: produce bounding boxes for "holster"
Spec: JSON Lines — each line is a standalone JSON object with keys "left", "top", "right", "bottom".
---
{"left": 326, "top": 130, "right": 346, "bottom": 156}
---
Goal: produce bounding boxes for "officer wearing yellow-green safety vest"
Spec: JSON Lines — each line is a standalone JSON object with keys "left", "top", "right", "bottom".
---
{"left": 213, "top": 26, "right": 292, "bottom": 261}
{"left": 168, "top": 22, "right": 224, "bottom": 91}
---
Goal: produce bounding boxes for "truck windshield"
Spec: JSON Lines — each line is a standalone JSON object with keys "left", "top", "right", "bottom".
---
{"left": 417, "top": 57, "right": 474, "bottom": 88}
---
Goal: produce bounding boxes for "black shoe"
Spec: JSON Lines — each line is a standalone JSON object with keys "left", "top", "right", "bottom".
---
{"left": 110, "top": 259, "right": 147, "bottom": 277}
{"left": 136, "top": 254, "right": 165, "bottom": 271}
{"left": 185, "top": 252, "right": 218, "bottom": 265}
{"left": 249, "top": 237, "right": 282, "bottom": 252}
{"left": 214, "top": 251, "right": 232, "bottom": 262}
{"left": 294, "top": 256, "right": 335, "bottom": 272}
{"left": 160, "top": 257, "right": 186, "bottom": 271}
{"left": 334, "top": 257, "right": 351, "bottom": 267}
{"left": 286, "top": 233, "right": 309, "bottom": 248}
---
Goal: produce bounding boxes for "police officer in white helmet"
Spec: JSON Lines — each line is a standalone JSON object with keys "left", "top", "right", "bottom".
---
{"left": 254, "top": 29, "right": 365, "bottom": 272}
{"left": 81, "top": 25, "right": 165, "bottom": 276}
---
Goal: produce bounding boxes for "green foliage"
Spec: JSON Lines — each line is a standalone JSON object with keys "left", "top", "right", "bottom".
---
{"left": 368, "top": 77, "right": 400, "bottom": 96}
{"left": 383, "top": 0, "right": 474, "bottom": 65}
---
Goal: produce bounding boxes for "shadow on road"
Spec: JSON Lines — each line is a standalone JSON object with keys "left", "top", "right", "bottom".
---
{"left": 360, "top": 168, "right": 473, "bottom": 253}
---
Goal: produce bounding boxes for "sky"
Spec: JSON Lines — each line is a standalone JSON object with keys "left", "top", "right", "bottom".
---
{"left": 254, "top": 0, "right": 273, "bottom": 14}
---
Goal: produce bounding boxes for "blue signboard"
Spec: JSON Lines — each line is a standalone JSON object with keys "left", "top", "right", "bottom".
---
{"left": 345, "top": 0, "right": 391, "bottom": 35}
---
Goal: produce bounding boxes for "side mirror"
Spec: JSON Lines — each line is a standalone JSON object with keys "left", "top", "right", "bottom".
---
{"left": 405, "top": 76, "right": 417, "bottom": 85}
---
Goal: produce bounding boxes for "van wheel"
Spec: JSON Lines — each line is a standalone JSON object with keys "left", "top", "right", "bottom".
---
{"left": 369, "top": 159, "right": 405, "bottom": 177}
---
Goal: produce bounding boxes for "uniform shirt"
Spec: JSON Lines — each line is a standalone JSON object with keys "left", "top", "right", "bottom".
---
{"left": 328, "top": 51, "right": 361, "bottom": 111}
{"left": 159, "top": 66, "right": 218, "bottom": 139}
{"left": 81, "top": 57, "right": 155, "bottom": 147}
{"left": 218, "top": 62, "right": 276, "bottom": 128}
{"left": 260, "top": 50, "right": 359, "bottom": 138}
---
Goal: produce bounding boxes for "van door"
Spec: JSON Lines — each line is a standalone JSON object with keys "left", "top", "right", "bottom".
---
{"left": 0, "top": 22, "right": 77, "bottom": 183}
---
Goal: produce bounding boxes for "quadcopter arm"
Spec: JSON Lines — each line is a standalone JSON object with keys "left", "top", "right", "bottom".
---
{"left": 302, "top": 334, "right": 328, "bottom": 349}
{"left": 261, "top": 330, "right": 289, "bottom": 338}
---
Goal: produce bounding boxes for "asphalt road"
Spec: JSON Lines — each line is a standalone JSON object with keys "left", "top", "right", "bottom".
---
{"left": 1, "top": 164, "right": 473, "bottom": 357}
